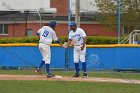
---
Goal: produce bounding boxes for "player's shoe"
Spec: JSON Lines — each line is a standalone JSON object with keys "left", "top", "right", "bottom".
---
{"left": 82, "top": 73, "right": 88, "bottom": 78}
{"left": 73, "top": 73, "right": 80, "bottom": 77}
{"left": 35, "top": 69, "right": 42, "bottom": 74}
{"left": 47, "top": 73, "right": 55, "bottom": 78}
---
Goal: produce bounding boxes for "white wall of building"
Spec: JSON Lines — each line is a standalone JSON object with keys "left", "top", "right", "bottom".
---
{"left": 0, "top": 0, "right": 50, "bottom": 11}
{"left": 71, "top": 0, "right": 98, "bottom": 14}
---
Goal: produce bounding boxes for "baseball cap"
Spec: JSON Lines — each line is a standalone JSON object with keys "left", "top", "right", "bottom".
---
{"left": 49, "top": 20, "right": 57, "bottom": 27}
{"left": 70, "top": 22, "right": 77, "bottom": 26}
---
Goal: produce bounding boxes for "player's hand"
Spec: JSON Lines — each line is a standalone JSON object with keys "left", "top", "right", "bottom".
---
{"left": 81, "top": 44, "right": 85, "bottom": 50}
{"left": 62, "top": 44, "right": 68, "bottom": 48}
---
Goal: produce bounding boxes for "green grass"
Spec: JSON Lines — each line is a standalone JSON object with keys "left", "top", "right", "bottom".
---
{"left": 0, "top": 69, "right": 140, "bottom": 80}
{"left": 0, "top": 70, "right": 140, "bottom": 93}
{"left": 0, "top": 80, "right": 140, "bottom": 93}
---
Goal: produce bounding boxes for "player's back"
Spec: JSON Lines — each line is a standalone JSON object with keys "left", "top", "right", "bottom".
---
{"left": 38, "top": 26, "right": 55, "bottom": 45}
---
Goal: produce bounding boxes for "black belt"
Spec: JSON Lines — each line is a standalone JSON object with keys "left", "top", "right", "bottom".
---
{"left": 75, "top": 44, "right": 82, "bottom": 46}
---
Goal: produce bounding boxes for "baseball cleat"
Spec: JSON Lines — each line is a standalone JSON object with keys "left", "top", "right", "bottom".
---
{"left": 35, "top": 69, "right": 42, "bottom": 74}
{"left": 82, "top": 73, "right": 88, "bottom": 78}
{"left": 73, "top": 73, "right": 80, "bottom": 77}
{"left": 47, "top": 73, "right": 55, "bottom": 78}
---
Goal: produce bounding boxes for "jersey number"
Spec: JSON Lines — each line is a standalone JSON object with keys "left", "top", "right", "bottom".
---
{"left": 78, "top": 37, "right": 82, "bottom": 41}
{"left": 42, "top": 30, "right": 49, "bottom": 37}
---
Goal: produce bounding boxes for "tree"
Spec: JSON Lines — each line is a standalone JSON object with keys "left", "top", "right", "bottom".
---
{"left": 95, "top": 0, "right": 140, "bottom": 34}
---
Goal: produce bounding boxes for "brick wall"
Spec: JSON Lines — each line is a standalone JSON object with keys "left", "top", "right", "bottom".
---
{"left": 81, "top": 24, "right": 118, "bottom": 37}
{"left": 0, "top": 23, "right": 40, "bottom": 38}
{"left": 0, "top": 23, "right": 120, "bottom": 38}
{"left": 50, "top": 0, "right": 68, "bottom": 16}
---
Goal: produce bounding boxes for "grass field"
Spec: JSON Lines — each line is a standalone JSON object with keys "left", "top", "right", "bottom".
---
{"left": 0, "top": 80, "right": 140, "bottom": 93}
{"left": 0, "top": 69, "right": 140, "bottom": 93}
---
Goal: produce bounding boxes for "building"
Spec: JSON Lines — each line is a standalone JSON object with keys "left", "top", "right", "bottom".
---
{"left": 0, "top": 0, "right": 119, "bottom": 38}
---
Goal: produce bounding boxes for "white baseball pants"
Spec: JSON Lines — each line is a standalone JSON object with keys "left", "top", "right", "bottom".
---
{"left": 73, "top": 45, "right": 86, "bottom": 63}
{"left": 39, "top": 43, "right": 51, "bottom": 64}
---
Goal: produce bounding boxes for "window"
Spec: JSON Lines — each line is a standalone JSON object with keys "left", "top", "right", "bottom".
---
{"left": 0, "top": 24, "right": 8, "bottom": 35}
{"left": 26, "top": 29, "right": 33, "bottom": 36}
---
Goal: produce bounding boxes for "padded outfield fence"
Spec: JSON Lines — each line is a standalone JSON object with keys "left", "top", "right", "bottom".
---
{"left": 0, "top": 43, "right": 140, "bottom": 71}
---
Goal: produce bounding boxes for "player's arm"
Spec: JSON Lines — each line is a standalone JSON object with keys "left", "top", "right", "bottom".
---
{"left": 62, "top": 39, "right": 72, "bottom": 48}
{"left": 66, "top": 39, "right": 72, "bottom": 46}
{"left": 36, "top": 32, "right": 39, "bottom": 36}
{"left": 81, "top": 36, "right": 87, "bottom": 50}
{"left": 81, "top": 29, "right": 87, "bottom": 50}
{"left": 55, "top": 39, "right": 62, "bottom": 46}
{"left": 36, "top": 29, "right": 41, "bottom": 44}
{"left": 36, "top": 27, "right": 42, "bottom": 36}
{"left": 62, "top": 33, "right": 72, "bottom": 48}
{"left": 52, "top": 32, "right": 62, "bottom": 46}
{"left": 66, "top": 32, "right": 73, "bottom": 46}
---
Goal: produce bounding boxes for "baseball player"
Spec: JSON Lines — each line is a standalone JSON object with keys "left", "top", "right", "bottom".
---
{"left": 36, "top": 20, "right": 62, "bottom": 78}
{"left": 62, "top": 22, "right": 87, "bottom": 78}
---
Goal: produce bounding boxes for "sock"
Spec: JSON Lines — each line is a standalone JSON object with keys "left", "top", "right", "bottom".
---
{"left": 82, "top": 62, "right": 87, "bottom": 73}
{"left": 45, "top": 64, "right": 50, "bottom": 75}
{"left": 75, "top": 63, "right": 79, "bottom": 74}
{"left": 38, "top": 60, "right": 45, "bottom": 70}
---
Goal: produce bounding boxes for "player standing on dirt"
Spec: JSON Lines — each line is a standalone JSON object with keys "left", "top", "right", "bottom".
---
{"left": 62, "top": 22, "right": 88, "bottom": 78}
{"left": 36, "top": 20, "right": 62, "bottom": 78}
